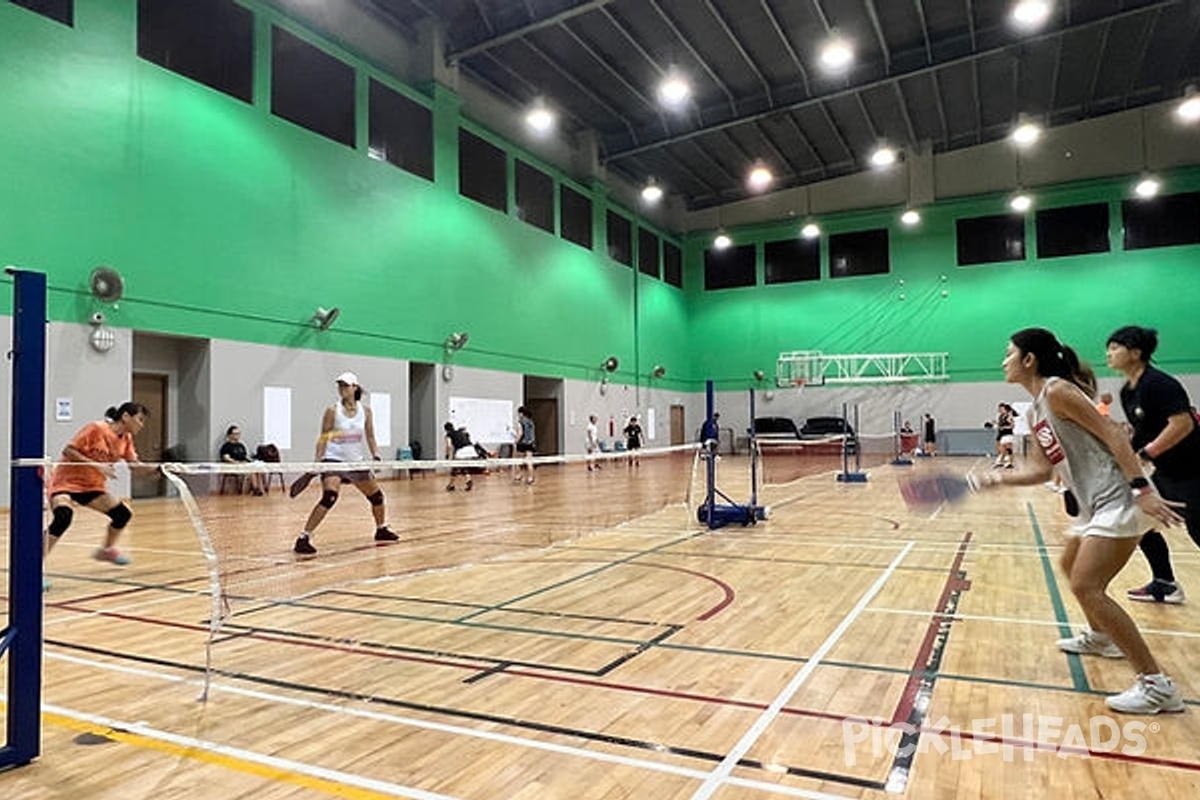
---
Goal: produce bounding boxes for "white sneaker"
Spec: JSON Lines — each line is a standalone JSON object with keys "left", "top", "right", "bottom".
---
{"left": 1106, "top": 674, "right": 1186, "bottom": 715}
{"left": 1056, "top": 629, "right": 1123, "bottom": 658}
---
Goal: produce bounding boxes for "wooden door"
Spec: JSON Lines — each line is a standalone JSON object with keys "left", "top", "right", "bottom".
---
{"left": 131, "top": 373, "right": 167, "bottom": 498}
{"left": 670, "top": 404, "right": 685, "bottom": 445}
{"left": 527, "top": 398, "right": 558, "bottom": 456}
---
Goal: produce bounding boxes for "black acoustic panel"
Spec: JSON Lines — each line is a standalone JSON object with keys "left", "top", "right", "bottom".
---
{"left": 663, "top": 241, "right": 682, "bottom": 288}
{"left": 957, "top": 214, "right": 1026, "bottom": 265}
{"left": 607, "top": 211, "right": 632, "bottom": 266}
{"left": 560, "top": 185, "right": 592, "bottom": 249}
{"left": 459, "top": 129, "right": 507, "bottom": 212}
{"left": 515, "top": 160, "right": 554, "bottom": 233}
{"left": 368, "top": 79, "right": 433, "bottom": 180}
{"left": 138, "top": 0, "right": 252, "bottom": 102}
{"left": 271, "top": 26, "right": 355, "bottom": 147}
{"left": 829, "top": 229, "right": 889, "bottom": 278}
{"left": 764, "top": 237, "right": 820, "bottom": 284}
{"left": 11, "top": 0, "right": 72, "bottom": 26}
{"left": 638, "top": 228, "right": 659, "bottom": 278}
{"left": 1122, "top": 192, "right": 1200, "bottom": 250}
{"left": 705, "top": 244, "right": 756, "bottom": 290}
{"left": 1036, "top": 203, "right": 1111, "bottom": 258}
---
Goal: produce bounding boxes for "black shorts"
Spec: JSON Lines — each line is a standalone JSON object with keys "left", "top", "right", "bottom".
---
{"left": 516, "top": 442, "right": 536, "bottom": 454}
{"left": 320, "top": 459, "right": 373, "bottom": 484}
{"left": 52, "top": 490, "right": 106, "bottom": 506}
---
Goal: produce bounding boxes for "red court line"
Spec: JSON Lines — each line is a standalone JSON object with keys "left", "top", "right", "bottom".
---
{"left": 891, "top": 531, "right": 974, "bottom": 725}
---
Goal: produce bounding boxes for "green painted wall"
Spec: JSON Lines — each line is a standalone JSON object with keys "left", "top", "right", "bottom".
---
{"left": 682, "top": 174, "right": 1200, "bottom": 386}
{"left": 0, "top": 0, "right": 690, "bottom": 389}
{"left": 2, "top": 0, "right": 1197, "bottom": 395}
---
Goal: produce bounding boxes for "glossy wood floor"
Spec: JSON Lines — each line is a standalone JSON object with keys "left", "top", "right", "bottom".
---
{"left": 2, "top": 451, "right": 1199, "bottom": 799}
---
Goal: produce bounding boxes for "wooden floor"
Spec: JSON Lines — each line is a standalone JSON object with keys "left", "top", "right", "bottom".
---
{"left": 3, "top": 452, "right": 1199, "bottom": 799}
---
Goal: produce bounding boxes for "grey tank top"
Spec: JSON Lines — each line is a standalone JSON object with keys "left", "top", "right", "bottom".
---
{"left": 1030, "top": 377, "right": 1128, "bottom": 517}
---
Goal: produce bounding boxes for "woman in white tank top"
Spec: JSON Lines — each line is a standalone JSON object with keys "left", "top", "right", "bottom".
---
{"left": 972, "top": 328, "right": 1184, "bottom": 715}
{"left": 293, "top": 372, "right": 399, "bottom": 555}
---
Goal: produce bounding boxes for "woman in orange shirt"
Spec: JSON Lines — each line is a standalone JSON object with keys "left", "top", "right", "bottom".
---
{"left": 45, "top": 402, "right": 148, "bottom": 568}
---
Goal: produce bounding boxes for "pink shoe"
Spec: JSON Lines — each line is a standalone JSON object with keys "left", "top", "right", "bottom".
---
{"left": 94, "top": 547, "right": 131, "bottom": 566}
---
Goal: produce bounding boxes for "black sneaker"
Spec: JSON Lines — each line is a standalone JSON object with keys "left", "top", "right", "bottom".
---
{"left": 294, "top": 535, "right": 317, "bottom": 555}
{"left": 374, "top": 527, "right": 400, "bottom": 543}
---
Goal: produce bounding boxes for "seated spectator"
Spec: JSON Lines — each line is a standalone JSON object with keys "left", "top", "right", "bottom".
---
{"left": 219, "top": 425, "right": 263, "bottom": 495}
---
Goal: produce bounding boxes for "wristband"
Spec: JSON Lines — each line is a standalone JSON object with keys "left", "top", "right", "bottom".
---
{"left": 1137, "top": 446, "right": 1152, "bottom": 461}
{"left": 1130, "top": 476, "right": 1152, "bottom": 497}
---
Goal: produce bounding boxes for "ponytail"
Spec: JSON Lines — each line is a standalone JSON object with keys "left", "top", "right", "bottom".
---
{"left": 1010, "top": 327, "right": 1094, "bottom": 395}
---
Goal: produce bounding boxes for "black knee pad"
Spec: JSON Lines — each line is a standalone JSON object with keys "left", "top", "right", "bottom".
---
{"left": 318, "top": 489, "right": 339, "bottom": 509}
{"left": 48, "top": 505, "right": 73, "bottom": 537}
{"left": 107, "top": 502, "right": 132, "bottom": 529}
{"left": 367, "top": 490, "right": 385, "bottom": 507}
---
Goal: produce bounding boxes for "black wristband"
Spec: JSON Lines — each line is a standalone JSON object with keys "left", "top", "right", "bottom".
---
{"left": 1136, "top": 447, "right": 1151, "bottom": 461}
{"left": 1129, "top": 476, "right": 1150, "bottom": 490}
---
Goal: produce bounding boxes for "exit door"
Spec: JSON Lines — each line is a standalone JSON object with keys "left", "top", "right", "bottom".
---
{"left": 131, "top": 373, "right": 167, "bottom": 497}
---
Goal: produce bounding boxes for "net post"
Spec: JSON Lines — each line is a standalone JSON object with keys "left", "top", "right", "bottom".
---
{"left": 2, "top": 268, "right": 46, "bottom": 769}
{"left": 836, "top": 401, "right": 868, "bottom": 483}
{"left": 891, "top": 409, "right": 914, "bottom": 466}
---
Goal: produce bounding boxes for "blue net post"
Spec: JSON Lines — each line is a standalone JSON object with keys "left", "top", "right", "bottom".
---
{"left": 1, "top": 268, "right": 46, "bottom": 768}
{"left": 836, "top": 401, "right": 868, "bottom": 483}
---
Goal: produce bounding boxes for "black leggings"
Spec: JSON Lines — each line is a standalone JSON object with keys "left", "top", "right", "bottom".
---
{"left": 1138, "top": 472, "right": 1200, "bottom": 583}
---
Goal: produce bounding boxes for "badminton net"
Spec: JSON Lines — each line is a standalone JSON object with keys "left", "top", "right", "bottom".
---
{"left": 162, "top": 443, "right": 703, "bottom": 697}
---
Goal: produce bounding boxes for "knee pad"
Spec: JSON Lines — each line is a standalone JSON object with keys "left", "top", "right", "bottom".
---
{"left": 48, "top": 505, "right": 73, "bottom": 537}
{"left": 318, "top": 489, "right": 339, "bottom": 509}
{"left": 367, "top": 490, "right": 385, "bottom": 507}
{"left": 107, "top": 502, "right": 132, "bottom": 529}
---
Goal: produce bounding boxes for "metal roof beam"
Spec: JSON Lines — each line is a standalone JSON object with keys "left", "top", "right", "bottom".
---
{"left": 446, "top": 0, "right": 614, "bottom": 64}
{"left": 605, "top": 0, "right": 1179, "bottom": 162}
{"left": 703, "top": 0, "right": 773, "bottom": 102}
{"left": 864, "top": 0, "right": 892, "bottom": 72}
{"left": 759, "top": 0, "right": 811, "bottom": 95}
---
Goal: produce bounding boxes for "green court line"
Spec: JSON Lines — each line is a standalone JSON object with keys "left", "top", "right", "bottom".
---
{"left": 1026, "top": 502, "right": 1090, "bottom": 692}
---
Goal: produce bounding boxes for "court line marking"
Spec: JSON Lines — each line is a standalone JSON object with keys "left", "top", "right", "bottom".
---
{"left": 690, "top": 541, "right": 915, "bottom": 800}
{"left": 865, "top": 607, "right": 1200, "bottom": 639}
{"left": 39, "top": 653, "right": 858, "bottom": 800}
{"left": 39, "top": 702, "right": 460, "bottom": 800}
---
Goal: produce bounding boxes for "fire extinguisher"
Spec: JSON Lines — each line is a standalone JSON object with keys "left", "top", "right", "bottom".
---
{"left": 608, "top": 416, "right": 615, "bottom": 437}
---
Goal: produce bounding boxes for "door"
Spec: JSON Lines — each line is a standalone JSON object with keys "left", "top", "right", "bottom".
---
{"left": 527, "top": 398, "right": 558, "bottom": 455}
{"left": 670, "top": 404, "right": 686, "bottom": 446}
{"left": 132, "top": 373, "right": 167, "bottom": 498}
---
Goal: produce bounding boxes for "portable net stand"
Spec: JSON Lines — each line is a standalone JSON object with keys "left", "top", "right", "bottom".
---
{"left": 696, "top": 381, "right": 768, "bottom": 529}
{"left": 891, "top": 409, "right": 915, "bottom": 467}
{"left": 2, "top": 269, "right": 46, "bottom": 769}
{"left": 836, "top": 402, "right": 868, "bottom": 483}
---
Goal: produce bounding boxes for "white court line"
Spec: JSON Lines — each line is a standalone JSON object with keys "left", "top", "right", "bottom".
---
{"left": 40, "top": 700, "right": 461, "bottom": 800}
{"left": 42, "top": 651, "right": 856, "bottom": 800}
{"left": 689, "top": 541, "right": 915, "bottom": 800}
{"left": 866, "top": 606, "right": 1200, "bottom": 639}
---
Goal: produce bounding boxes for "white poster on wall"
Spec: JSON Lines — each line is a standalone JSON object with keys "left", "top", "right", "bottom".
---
{"left": 263, "top": 386, "right": 292, "bottom": 451}
{"left": 370, "top": 391, "right": 392, "bottom": 448}
{"left": 647, "top": 407, "right": 656, "bottom": 441}
{"left": 449, "top": 396, "right": 514, "bottom": 445}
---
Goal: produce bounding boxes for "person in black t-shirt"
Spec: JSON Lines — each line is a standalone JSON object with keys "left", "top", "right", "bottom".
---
{"left": 444, "top": 422, "right": 489, "bottom": 491}
{"left": 1107, "top": 325, "right": 1200, "bottom": 605}
{"left": 219, "top": 425, "right": 263, "bottom": 495}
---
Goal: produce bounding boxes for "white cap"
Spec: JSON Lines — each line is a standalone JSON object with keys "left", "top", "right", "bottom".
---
{"left": 335, "top": 371, "right": 359, "bottom": 386}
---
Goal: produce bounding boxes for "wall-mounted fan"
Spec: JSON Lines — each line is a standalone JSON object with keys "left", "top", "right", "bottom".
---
{"left": 312, "top": 306, "right": 340, "bottom": 331}
{"left": 90, "top": 266, "right": 124, "bottom": 303}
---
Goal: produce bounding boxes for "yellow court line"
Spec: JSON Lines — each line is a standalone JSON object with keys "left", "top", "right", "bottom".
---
{"left": 36, "top": 707, "right": 443, "bottom": 800}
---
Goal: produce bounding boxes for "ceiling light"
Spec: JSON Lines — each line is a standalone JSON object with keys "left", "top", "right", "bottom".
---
{"left": 641, "top": 180, "right": 664, "bottom": 204}
{"left": 801, "top": 223, "right": 821, "bottom": 239}
{"left": 819, "top": 36, "right": 853, "bottom": 72}
{"left": 657, "top": 72, "right": 691, "bottom": 109}
{"left": 1010, "top": 193, "right": 1032, "bottom": 212}
{"left": 870, "top": 146, "right": 897, "bottom": 168}
{"left": 1177, "top": 89, "right": 1200, "bottom": 123}
{"left": 1011, "top": 0, "right": 1052, "bottom": 29}
{"left": 1011, "top": 121, "right": 1041, "bottom": 146}
{"left": 901, "top": 209, "right": 921, "bottom": 226}
{"left": 525, "top": 103, "right": 555, "bottom": 134}
{"left": 747, "top": 165, "right": 773, "bottom": 191}
{"left": 1134, "top": 177, "right": 1160, "bottom": 198}
{"left": 713, "top": 233, "right": 732, "bottom": 250}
